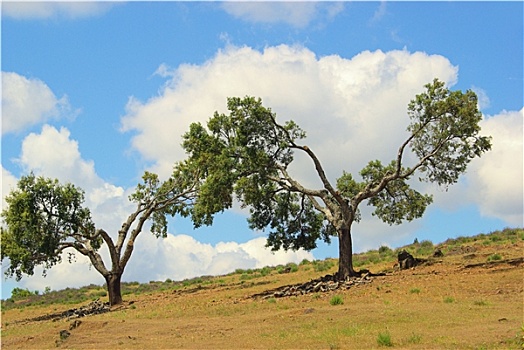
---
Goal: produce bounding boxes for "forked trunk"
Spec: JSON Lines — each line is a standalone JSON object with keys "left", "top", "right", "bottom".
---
{"left": 105, "top": 272, "right": 123, "bottom": 306}
{"left": 337, "top": 226, "right": 359, "bottom": 280}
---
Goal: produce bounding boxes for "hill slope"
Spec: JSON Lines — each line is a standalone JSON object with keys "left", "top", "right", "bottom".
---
{"left": 2, "top": 228, "right": 523, "bottom": 349}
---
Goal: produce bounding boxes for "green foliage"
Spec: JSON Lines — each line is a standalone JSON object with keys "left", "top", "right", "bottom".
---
{"left": 361, "top": 160, "right": 434, "bottom": 225}
{"left": 329, "top": 295, "right": 344, "bottom": 306}
{"left": 407, "top": 79, "right": 492, "bottom": 187}
{"left": 1, "top": 167, "right": 198, "bottom": 306}
{"left": 10, "top": 287, "right": 38, "bottom": 299}
{"left": 487, "top": 253, "right": 502, "bottom": 262}
{"left": 377, "top": 331, "right": 393, "bottom": 347}
{"left": 129, "top": 170, "right": 195, "bottom": 238}
{"left": 181, "top": 81, "right": 491, "bottom": 276}
{"left": 312, "top": 259, "right": 335, "bottom": 272}
{"left": 415, "top": 239, "right": 434, "bottom": 256}
{"left": 378, "top": 245, "right": 393, "bottom": 256}
{"left": 408, "top": 333, "right": 422, "bottom": 344}
{"left": 410, "top": 288, "right": 421, "bottom": 294}
{"left": 1, "top": 173, "right": 97, "bottom": 280}
{"left": 259, "top": 267, "right": 272, "bottom": 276}
{"left": 443, "top": 296, "right": 455, "bottom": 304}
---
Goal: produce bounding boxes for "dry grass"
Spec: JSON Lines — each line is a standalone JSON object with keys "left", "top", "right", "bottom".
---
{"left": 1, "top": 236, "right": 523, "bottom": 349}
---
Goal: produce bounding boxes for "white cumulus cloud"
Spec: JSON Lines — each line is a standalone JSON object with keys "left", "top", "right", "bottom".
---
{"left": 120, "top": 44, "right": 520, "bottom": 253}
{"left": 125, "top": 234, "right": 313, "bottom": 283}
{"left": 121, "top": 45, "right": 458, "bottom": 182}
{"left": 1, "top": 72, "right": 75, "bottom": 135}
{"left": 1, "top": 167, "right": 18, "bottom": 212}
{"left": 468, "top": 109, "right": 523, "bottom": 225}
{"left": 17, "top": 125, "right": 126, "bottom": 232}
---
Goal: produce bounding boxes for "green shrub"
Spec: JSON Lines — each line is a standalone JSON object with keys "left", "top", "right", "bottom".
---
{"left": 96, "top": 290, "right": 107, "bottom": 297}
{"left": 10, "top": 288, "right": 37, "bottom": 299}
{"left": 490, "top": 235, "right": 503, "bottom": 242}
{"left": 377, "top": 331, "right": 393, "bottom": 347}
{"left": 408, "top": 333, "right": 422, "bottom": 344}
{"left": 409, "top": 288, "right": 421, "bottom": 294}
{"left": 443, "top": 296, "right": 455, "bottom": 304}
{"left": 416, "top": 240, "right": 434, "bottom": 255}
{"left": 312, "top": 259, "right": 335, "bottom": 272}
{"left": 378, "top": 245, "right": 393, "bottom": 256}
{"left": 330, "top": 295, "right": 344, "bottom": 306}
{"left": 240, "top": 273, "right": 256, "bottom": 280}
{"left": 487, "top": 253, "right": 502, "bottom": 261}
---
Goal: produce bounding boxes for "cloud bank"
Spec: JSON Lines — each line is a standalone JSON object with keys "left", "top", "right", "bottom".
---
{"left": 1, "top": 72, "right": 75, "bottom": 135}
{"left": 121, "top": 44, "right": 521, "bottom": 238}
{"left": 471, "top": 109, "right": 523, "bottom": 225}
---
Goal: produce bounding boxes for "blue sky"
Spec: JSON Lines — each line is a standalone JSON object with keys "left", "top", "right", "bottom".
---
{"left": 1, "top": 1, "right": 523, "bottom": 298}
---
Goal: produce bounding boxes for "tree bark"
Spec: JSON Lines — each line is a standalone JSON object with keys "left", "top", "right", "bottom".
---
{"left": 337, "top": 226, "right": 358, "bottom": 280}
{"left": 105, "top": 272, "right": 123, "bottom": 306}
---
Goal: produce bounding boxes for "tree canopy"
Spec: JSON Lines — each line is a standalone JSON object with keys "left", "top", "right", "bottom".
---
{"left": 1, "top": 167, "right": 198, "bottom": 305}
{"left": 181, "top": 79, "right": 492, "bottom": 278}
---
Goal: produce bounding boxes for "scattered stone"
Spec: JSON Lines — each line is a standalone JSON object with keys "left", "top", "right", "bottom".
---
{"left": 397, "top": 250, "right": 426, "bottom": 270}
{"left": 251, "top": 273, "right": 374, "bottom": 299}
{"left": 463, "top": 257, "right": 524, "bottom": 269}
{"left": 69, "top": 320, "right": 82, "bottom": 330}
{"left": 63, "top": 299, "right": 110, "bottom": 321}
{"left": 69, "top": 320, "right": 82, "bottom": 331}
{"left": 304, "top": 308, "right": 315, "bottom": 314}
{"left": 59, "top": 330, "right": 71, "bottom": 340}
{"left": 15, "top": 299, "right": 111, "bottom": 324}
{"left": 398, "top": 250, "right": 416, "bottom": 269}
{"left": 433, "top": 248, "right": 444, "bottom": 257}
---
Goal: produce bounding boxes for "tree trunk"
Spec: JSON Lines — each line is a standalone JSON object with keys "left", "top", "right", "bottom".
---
{"left": 337, "top": 226, "right": 358, "bottom": 280}
{"left": 105, "top": 272, "right": 123, "bottom": 306}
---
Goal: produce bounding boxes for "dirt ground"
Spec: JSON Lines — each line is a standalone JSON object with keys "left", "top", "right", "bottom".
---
{"left": 1, "top": 241, "right": 523, "bottom": 349}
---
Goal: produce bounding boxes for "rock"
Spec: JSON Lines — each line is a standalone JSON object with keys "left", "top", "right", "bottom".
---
{"left": 433, "top": 248, "right": 444, "bottom": 257}
{"left": 59, "top": 330, "right": 71, "bottom": 340}
{"left": 251, "top": 273, "right": 374, "bottom": 299}
{"left": 398, "top": 250, "right": 416, "bottom": 269}
{"left": 69, "top": 320, "right": 82, "bottom": 330}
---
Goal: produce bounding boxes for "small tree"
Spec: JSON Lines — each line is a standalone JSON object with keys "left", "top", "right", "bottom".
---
{"left": 1, "top": 167, "right": 197, "bottom": 305}
{"left": 181, "top": 79, "right": 491, "bottom": 279}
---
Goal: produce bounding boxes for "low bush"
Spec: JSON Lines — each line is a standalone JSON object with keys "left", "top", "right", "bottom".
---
{"left": 443, "top": 296, "right": 455, "bottom": 304}
{"left": 329, "top": 295, "right": 344, "bottom": 306}
{"left": 378, "top": 245, "right": 393, "bottom": 256}
{"left": 312, "top": 259, "right": 335, "bottom": 272}
{"left": 377, "top": 331, "right": 393, "bottom": 347}
{"left": 487, "top": 253, "right": 502, "bottom": 262}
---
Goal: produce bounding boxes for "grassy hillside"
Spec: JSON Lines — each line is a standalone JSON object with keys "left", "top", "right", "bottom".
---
{"left": 1, "top": 227, "right": 523, "bottom": 349}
